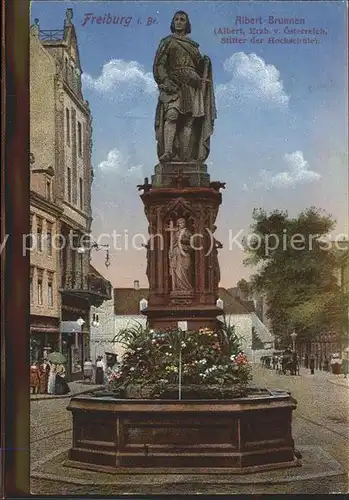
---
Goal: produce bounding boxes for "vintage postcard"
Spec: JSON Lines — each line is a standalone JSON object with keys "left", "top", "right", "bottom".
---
{"left": 1, "top": 0, "right": 348, "bottom": 496}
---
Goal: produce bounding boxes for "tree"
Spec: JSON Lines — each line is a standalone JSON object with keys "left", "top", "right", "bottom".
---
{"left": 243, "top": 207, "right": 342, "bottom": 344}
{"left": 237, "top": 278, "right": 252, "bottom": 299}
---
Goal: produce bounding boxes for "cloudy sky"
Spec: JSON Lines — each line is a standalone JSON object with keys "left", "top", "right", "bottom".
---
{"left": 31, "top": 1, "right": 348, "bottom": 288}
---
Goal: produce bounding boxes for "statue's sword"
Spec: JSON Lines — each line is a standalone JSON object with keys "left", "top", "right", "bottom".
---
{"left": 201, "top": 57, "right": 211, "bottom": 96}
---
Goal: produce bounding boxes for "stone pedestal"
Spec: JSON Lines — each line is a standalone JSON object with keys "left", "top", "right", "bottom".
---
{"left": 139, "top": 162, "right": 225, "bottom": 330}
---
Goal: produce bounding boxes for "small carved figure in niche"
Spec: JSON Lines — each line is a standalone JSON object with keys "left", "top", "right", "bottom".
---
{"left": 141, "top": 241, "right": 151, "bottom": 283}
{"left": 168, "top": 218, "right": 193, "bottom": 292}
{"left": 211, "top": 225, "right": 222, "bottom": 289}
{"left": 153, "top": 11, "right": 216, "bottom": 163}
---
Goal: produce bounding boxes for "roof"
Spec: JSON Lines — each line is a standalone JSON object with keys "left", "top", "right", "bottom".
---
{"left": 217, "top": 288, "right": 252, "bottom": 315}
{"left": 114, "top": 288, "right": 149, "bottom": 315}
{"left": 113, "top": 287, "right": 250, "bottom": 316}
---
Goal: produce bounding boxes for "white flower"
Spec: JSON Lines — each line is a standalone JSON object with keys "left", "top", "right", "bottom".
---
{"left": 130, "top": 367, "right": 135, "bottom": 372}
{"left": 181, "top": 342, "right": 187, "bottom": 348}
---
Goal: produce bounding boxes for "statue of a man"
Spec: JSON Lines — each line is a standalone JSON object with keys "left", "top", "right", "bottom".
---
{"left": 153, "top": 11, "right": 216, "bottom": 163}
{"left": 169, "top": 218, "right": 193, "bottom": 292}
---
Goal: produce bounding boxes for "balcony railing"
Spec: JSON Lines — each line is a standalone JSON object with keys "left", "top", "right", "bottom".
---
{"left": 39, "top": 29, "right": 64, "bottom": 41}
{"left": 61, "top": 272, "right": 112, "bottom": 305}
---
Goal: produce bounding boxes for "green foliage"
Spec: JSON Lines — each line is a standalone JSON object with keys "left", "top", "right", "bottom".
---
{"left": 237, "top": 278, "right": 252, "bottom": 299}
{"left": 108, "top": 322, "right": 252, "bottom": 398}
{"left": 244, "top": 207, "right": 343, "bottom": 342}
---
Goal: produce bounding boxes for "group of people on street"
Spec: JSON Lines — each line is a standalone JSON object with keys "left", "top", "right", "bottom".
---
{"left": 30, "top": 360, "right": 70, "bottom": 395}
{"left": 83, "top": 355, "right": 114, "bottom": 385}
{"left": 262, "top": 350, "right": 349, "bottom": 378}
{"left": 261, "top": 350, "right": 300, "bottom": 376}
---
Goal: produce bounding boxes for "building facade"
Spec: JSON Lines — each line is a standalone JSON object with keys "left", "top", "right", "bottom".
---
{"left": 107, "top": 285, "right": 274, "bottom": 363}
{"left": 30, "top": 9, "right": 111, "bottom": 379}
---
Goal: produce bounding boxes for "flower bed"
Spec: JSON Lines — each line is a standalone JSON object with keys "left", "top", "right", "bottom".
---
{"left": 107, "top": 323, "right": 252, "bottom": 399}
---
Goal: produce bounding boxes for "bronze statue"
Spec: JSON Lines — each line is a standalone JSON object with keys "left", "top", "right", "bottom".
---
{"left": 168, "top": 218, "right": 193, "bottom": 292}
{"left": 153, "top": 11, "right": 216, "bottom": 163}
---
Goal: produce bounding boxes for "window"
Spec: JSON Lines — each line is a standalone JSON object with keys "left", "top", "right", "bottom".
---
{"left": 46, "top": 180, "right": 51, "bottom": 200}
{"left": 67, "top": 167, "right": 72, "bottom": 202}
{"left": 30, "top": 267, "right": 34, "bottom": 304}
{"left": 46, "top": 222, "right": 53, "bottom": 256}
{"left": 72, "top": 109, "right": 76, "bottom": 147}
{"left": 48, "top": 273, "right": 54, "bottom": 306}
{"left": 78, "top": 122, "right": 82, "bottom": 157}
{"left": 37, "top": 271, "right": 43, "bottom": 305}
{"left": 36, "top": 218, "right": 43, "bottom": 252}
{"left": 79, "top": 178, "right": 83, "bottom": 210}
{"left": 66, "top": 108, "right": 70, "bottom": 145}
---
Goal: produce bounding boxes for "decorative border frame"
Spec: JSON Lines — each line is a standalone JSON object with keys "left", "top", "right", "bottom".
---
{"left": 1, "top": 0, "right": 30, "bottom": 496}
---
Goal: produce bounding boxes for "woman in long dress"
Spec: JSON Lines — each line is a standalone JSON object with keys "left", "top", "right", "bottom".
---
{"left": 95, "top": 356, "right": 105, "bottom": 385}
{"left": 47, "top": 363, "right": 57, "bottom": 394}
{"left": 39, "top": 361, "right": 50, "bottom": 394}
{"left": 55, "top": 365, "right": 70, "bottom": 395}
{"left": 30, "top": 362, "right": 41, "bottom": 394}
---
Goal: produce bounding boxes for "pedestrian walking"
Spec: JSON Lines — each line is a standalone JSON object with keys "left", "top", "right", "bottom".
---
{"left": 39, "top": 359, "right": 50, "bottom": 394}
{"left": 95, "top": 356, "right": 105, "bottom": 385}
{"left": 309, "top": 353, "right": 315, "bottom": 375}
{"left": 304, "top": 352, "right": 309, "bottom": 369}
{"left": 319, "top": 355, "right": 323, "bottom": 371}
{"left": 83, "top": 358, "right": 94, "bottom": 382}
{"left": 47, "top": 362, "right": 57, "bottom": 394}
{"left": 30, "top": 362, "right": 41, "bottom": 394}
{"left": 272, "top": 355, "right": 277, "bottom": 370}
{"left": 55, "top": 366, "right": 70, "bottom": 395}
{"left": 323, "top": 354, "right": 329, "bottom": 372}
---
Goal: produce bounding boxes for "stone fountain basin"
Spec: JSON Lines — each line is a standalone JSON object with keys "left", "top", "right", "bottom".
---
{"left": 65, "top": 387, "right": 300, "bottom": 474}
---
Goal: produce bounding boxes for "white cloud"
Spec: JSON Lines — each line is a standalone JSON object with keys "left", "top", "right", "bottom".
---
{"left": 82, "top": 59, "right": 156, "bottom": 96}
{"left": 98, "top": 148, "right": 143, "bottom": 179}
{"left": 216, "top": 52, "right": 289, "bottom": 108}
{"left": 247, "top": 151, "right": 321, "bottom": 190}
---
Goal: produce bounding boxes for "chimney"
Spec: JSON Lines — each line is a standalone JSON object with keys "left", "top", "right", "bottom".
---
{"left": 134, "top": 280, "right": 140, "bottom": 290}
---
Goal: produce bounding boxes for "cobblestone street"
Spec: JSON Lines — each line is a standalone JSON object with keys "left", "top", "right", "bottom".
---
{"left": 30, "top": 366, "right": 349, "bottom": 494}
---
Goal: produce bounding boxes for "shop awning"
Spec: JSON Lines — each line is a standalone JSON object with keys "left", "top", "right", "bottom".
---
{"left": 30, "top": 326, "right": 60, "bottom": 334}
{"left": 60, "top": 321, "right": 82, "bottom": 333}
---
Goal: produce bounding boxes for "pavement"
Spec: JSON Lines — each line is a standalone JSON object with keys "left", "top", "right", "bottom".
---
{"left": 30, "top": 380, "right": 103, "bottom": 401}
{"left": 297, "top": 366, "right": 349, "bottom": 388}
{"left": 30, "top": 364, "right": 349, "bottom": 495}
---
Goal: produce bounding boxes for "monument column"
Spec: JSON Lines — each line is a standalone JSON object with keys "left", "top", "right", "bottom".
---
{"left": 138, "top": 10, "right": 225, "bottom": 330}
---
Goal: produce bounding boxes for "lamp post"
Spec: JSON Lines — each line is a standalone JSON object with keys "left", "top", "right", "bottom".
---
{"left": 177, "top": 321, "right": 188, "bottom": 401}
{"left": 77, "top": 241, "right": 110, "bottom": 268}
{"left": 290, "top": 331, "right": 297, "bottom": 352}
